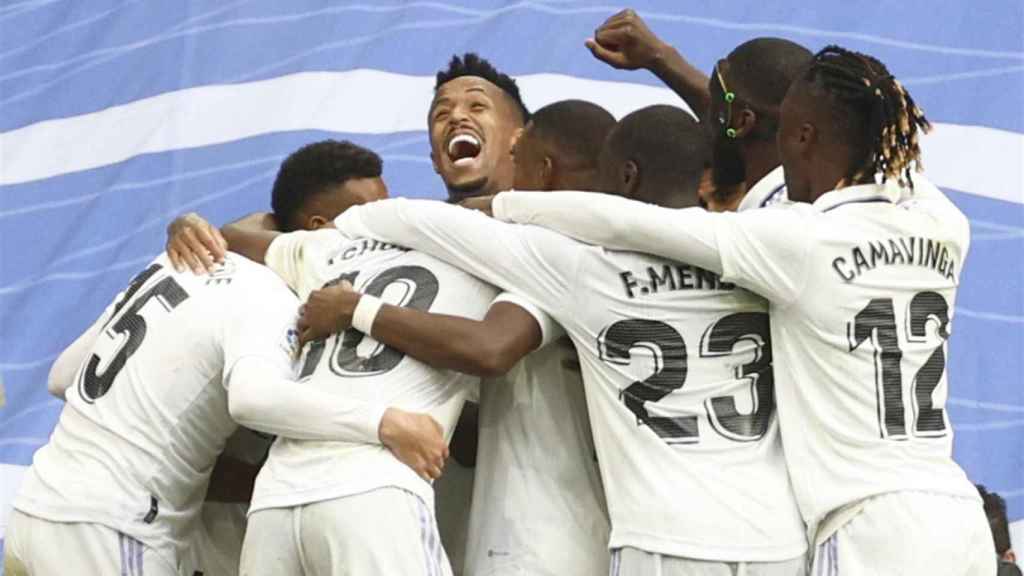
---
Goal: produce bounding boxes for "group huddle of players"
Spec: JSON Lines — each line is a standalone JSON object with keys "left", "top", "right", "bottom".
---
{"left": 3, "top": 9, "right": 1003, "bottom": 576}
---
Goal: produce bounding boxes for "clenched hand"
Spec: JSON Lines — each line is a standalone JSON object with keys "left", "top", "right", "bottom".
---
{"left": 585, "top": 9, "right": 668, "bottom": 71}
{"left": 297, "top": 281, "right": 359, "bottom": 347}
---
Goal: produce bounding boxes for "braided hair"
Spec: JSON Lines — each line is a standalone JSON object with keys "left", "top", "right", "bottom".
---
{"left": 802, "top": 45, "right": 930, "bottom": 189}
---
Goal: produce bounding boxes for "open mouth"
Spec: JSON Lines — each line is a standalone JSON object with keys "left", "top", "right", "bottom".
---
{"left": 447, "top": 133, "right": 482, "bottom": 167}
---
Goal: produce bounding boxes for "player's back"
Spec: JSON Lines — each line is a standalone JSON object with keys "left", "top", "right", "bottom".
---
{"left": 766, "top": 180, "right": 977, "bottom": 527}
{"left": 562, "top": 246, "right": 807, "bottom": 562}
{"left": 15, "top": 253, "right": 298, "bottom": 561}
{"left": 252, "top": 229, "right": 498, "bottom": 513}
{"left": 467, "top": 344, "right": 610, "bottom": 576}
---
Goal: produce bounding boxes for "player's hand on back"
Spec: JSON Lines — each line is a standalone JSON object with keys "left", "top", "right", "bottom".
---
{"left": 297, "top": 281, "right": 359, "bottom": 347}
{"left": 166, "top": 212, "right": 227, "bottom": 274}
{"left": 458, "top": 195, "right": 496, "bottom": 216}
{"left": 378, "top": 407, "right": 449, "bottom": 481}
{"left": 585, "top": 9, "right": 668, "bottom": 71}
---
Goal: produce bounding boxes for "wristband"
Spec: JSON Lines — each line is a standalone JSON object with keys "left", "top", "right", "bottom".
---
{"left": 352, "top": 294, "right": 384, "bottom": 334}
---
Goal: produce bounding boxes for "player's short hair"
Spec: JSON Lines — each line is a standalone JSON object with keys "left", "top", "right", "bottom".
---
{"left": 978, "top": 484, "right": 1012, "bottom": 555}
{"left": 435, "top": 53, "right": 530, "bottom": 123}
{"left": 726, "top": 38, "right": 813, "bottom": 111}
{"left": 271, "top": 140, "right": 382, "bottom": 232}
{"left": 528, "top": 99, "right": 616, "bottom": 170}
{"left": 604, "top": 105, "right": 710, "bottom": 201}
{"left": 797, "top": 45, "right": 930, "bottom": 189}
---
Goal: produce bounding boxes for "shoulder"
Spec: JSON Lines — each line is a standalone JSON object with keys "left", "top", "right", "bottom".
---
{"left": 222, "top": 253, "right": 299, "bottom": 304}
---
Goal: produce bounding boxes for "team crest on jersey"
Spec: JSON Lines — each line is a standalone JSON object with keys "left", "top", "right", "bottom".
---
{"left": 285, "top": 327, "right": 301, "bottom": 358}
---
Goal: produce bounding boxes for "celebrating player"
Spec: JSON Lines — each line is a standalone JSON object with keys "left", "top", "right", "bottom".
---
{"left": 586, "top": 9, "right": 811, "bottom": 212}
{"left": 472, "top": 46, "right": 997, "bottom": 574}
{"left": 427, "top": 55, "right": 614, "bottom": 575}
{"left": 299, "top": 99, "right": 617, "bottom": 576}
{"left": 3, "top": 142, "right": 442, "bottom": 576}
{"left": 328, "top": 104, "right": 809, "bottom": 574}
{"left": 170, "top": 147, "right": 500, "bottom": 575}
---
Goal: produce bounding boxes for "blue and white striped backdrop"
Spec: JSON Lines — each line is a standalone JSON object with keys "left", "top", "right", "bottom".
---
{"left": 2, "top": 1, "right": 1022, "bottom": 565}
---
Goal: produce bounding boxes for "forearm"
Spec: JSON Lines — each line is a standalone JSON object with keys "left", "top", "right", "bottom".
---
{"left": 492, "top": 191, "right": 724, "bottom": 273}
{"left": 650, "top": 43, "right": 711, "bottom": 119}
{"left": 221, "top": 213, "right": 280, "bottom": 264}
{"left": 369, "top": 303, "right": 535, "bottom": 378}
{"left": 227, "top": 357, "right": 385, "bottom": 444}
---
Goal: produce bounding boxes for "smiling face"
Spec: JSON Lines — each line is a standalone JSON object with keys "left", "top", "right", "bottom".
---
{"left": 429, "top": 76, "right": 523, "bottom": 200}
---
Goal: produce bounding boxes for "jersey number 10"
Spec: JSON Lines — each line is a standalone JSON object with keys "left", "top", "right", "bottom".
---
{"left": 299, "top": 265, "right": 439, "bottom": 378}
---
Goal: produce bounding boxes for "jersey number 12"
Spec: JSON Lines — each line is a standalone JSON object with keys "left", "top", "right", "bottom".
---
{"left": 848, "top": 291, "right": 951, "bottom": 439}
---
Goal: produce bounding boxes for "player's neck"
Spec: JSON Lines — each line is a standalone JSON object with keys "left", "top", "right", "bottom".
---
{"left": 741, "top": 140, "right": 780, "bottom": 192}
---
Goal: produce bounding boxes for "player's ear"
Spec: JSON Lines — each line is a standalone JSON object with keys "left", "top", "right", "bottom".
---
{"left": 621, "top": 160, "right": 640, "bottom": 199}
{"left": 733, "top": 108, "right": 757, "bottom": 139}
{"left": 307, "top": 215, "right": 329, "bottom": 230}
{"left": 541, "top": 156, "right": 554, "bottom": 190}
{"left": 798, "top": 122, "right": 816, "bottom": 157}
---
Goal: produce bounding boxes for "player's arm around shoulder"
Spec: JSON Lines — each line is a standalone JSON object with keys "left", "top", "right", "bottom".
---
{"left": 165, "top": 211, "right": 280, "bottom": 273}
{"left": 298, "top": 280, "right": 543, "bottom": 378}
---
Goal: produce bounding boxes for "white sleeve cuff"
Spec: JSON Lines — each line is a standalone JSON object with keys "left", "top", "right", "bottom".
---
{"left": 491, "top": 292, "right": 564, "bottom": 348}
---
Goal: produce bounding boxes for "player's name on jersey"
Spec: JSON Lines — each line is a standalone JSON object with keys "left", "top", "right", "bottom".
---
{"left": 620, "top": 263, "right": 735, "bottom": 299}
{"left": 832, "top": 236, "right": 958, "bottom": 284}
{"left": 329, "top": 238, "right": 409, "bottom": 265}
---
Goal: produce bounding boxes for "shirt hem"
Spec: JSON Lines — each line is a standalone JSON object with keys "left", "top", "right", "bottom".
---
{"left": 609, "top": 528, "right": 807, "bottom": 563}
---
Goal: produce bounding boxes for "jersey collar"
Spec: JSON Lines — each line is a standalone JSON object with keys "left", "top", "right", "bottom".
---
{"left": 812, "top": 183, "right": 898, "bottom": 213}
{"left": 738, "top": 165, "right": 787, "bottom": 212}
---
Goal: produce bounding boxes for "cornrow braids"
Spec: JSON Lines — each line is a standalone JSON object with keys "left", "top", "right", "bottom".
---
{"left": 803, "top": 45, "right": 931, "bottom": 189}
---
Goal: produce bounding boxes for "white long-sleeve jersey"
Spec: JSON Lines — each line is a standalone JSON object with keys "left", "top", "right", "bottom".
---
{"left": 250, "top": 228, "right": 496, "bottom": 513}
{"left": 488, "top": 179, "right": 980, "bottom": 534}
{"left": 335, "top": 200, "right": 807, "bottom": 562}
{"left": 15, "top": 254, "right": 301, "bottom": 565}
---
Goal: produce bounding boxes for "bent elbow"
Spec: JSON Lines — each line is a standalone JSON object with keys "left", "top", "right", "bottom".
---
{"left": 468, "top": 343, "right": 519, "bottom": 379}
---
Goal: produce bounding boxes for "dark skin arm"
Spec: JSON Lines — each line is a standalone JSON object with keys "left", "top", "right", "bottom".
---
{"left": 298, "top": 283, "right": 543, "bottom": 379}
{"left": 586, "top": 9, "right": 711, "bottom": 120}
{"left": 220, "top": 212, "right": 281, "bottom": 265}
{"left": 299, "top": 284, "right": 544, "bottom": 469}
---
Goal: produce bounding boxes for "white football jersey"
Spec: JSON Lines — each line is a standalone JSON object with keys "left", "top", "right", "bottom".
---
{"left": 488, "top": 178, "right": 980, "bottom": 532}
{"left": 738, "top": 166, "right": 788, "bottom": 212}
{"left": 336, "top": 200, "right": 808, "bottom": 562}
{"left": 466, "top": 293, "right": 610, "bottom": 576}
{"left": 14, "top": 253, "right": 299, "bottom": 563}
{"left": 250, "top": 229, "right": 497, "bottom": 513}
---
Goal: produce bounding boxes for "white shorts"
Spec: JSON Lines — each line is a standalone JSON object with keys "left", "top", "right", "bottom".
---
{"left": 3, "top": 510, "right": 177, "bottom": 576}
{"left": 610, "top": 547, "right": 806, "bottom": 576}
{"left": 239, "top": 487, "right": 452, "bottom": 576}
{"left": 811, "top": 491, "right": 996, "bottom": 575}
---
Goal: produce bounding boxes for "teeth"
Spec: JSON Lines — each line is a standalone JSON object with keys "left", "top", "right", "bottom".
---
{"left": 453, "top": 157, "right": 475, "bottom": 167}
{"left": 448, "top": 133, "right": 480, "bottom": 155}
